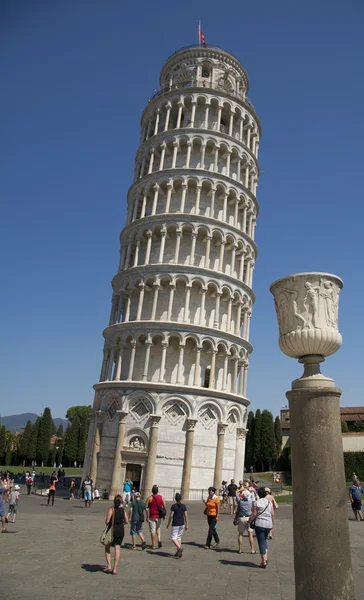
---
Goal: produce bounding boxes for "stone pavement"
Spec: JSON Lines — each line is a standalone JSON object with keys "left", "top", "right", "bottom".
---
{"left": 1, "top": 492, "right": 364, "bottom": 600}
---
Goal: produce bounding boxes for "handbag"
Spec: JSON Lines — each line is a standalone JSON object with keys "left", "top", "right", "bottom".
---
{"left": 138, "top": 502, "right": 145, "bottom": 523}
{"left": 153, "top": 495, "right": 166, "bottom": 519}
{"left": 250, "top": 500, "right": 269, "bottom": 530}
{"left": 233, "top": 511, "right": 239, "bottom": 526}
{"left": 100, "top": 508, "right": 115, "bottom": 546}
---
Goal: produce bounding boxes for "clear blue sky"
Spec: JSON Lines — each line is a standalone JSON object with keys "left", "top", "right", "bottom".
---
{"left": 1, "top": 0, "right": 363, "bottom": 419}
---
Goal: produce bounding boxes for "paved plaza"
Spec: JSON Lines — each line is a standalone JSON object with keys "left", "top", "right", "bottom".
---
{"left": 1, "top": 492, "right": 364, "bottom": 600}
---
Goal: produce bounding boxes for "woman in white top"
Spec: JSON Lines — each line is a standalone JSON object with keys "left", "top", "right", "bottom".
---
{"left": 265, "top": 487, "right": 278, "bottom": 539}
{"left": 249, "top": 487, "right": 273, "bottom": 568}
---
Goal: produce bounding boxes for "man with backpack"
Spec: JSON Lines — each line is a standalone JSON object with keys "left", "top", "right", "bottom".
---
{"left": 129, "top": 492, "right": 147, "bottom": 550}
{"left": 146, "top": 484, "right": 166, "bottom": 550}
{"left": 26, "top": 475, "right": 33, "bottom": 495}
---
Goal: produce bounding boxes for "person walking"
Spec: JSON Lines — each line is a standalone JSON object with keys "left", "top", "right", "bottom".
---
{"left": 104, "top": 495, "right": 129, "bottom": 575}
{"left": 235, "top": 490, "right": 256, "bottom": 555}
{"left": 129, "top": 492, "right": 147, "bottom": 550}
{"left": 0, "top": 482, "right": 8, "bottom": 532}
{"left": 26, "top": 475, "right": 33, "bottom": 495}
{"left": 265, "top": 487, "right": 278, "bottom": 539}
{"left": 123, "top": 478, "right": 132, "bottom": 506}
{"left": 349, "top": 479, "right": 364, "bottom": 521}
{"left": 227, "top": 479, "right": 238, "bottom": 515}
{"left": 167, "top": 493, "right": 188, "bottom": 558}
{"left": 47, "top": 473, "right": 58, "bottom": 506}
{"left": 6, "top": 485, "right": 20, "bottom": 524}
{"left": 69, "top": 478, "right": 75, "bottom": 500}
{"left": 203, "top": 486, "right": 220, "bottom": 549}
{"left": 249, "top": 486, "right": 273, "bottom": 568}
{"left": 82, "top": 475, "right": 93, "bottom": 508}
{"left": 146, "top": 485, "right": 166, "bottom": 549}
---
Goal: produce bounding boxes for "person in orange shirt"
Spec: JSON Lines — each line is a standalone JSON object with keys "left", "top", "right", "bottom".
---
{"left": 203, "top": 486, "right": 220, "bottom": 549}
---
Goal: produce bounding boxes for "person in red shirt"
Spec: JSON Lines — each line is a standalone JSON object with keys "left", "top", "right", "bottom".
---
{"left": 146, "top": 485, "right": 166, "bottom": 550}
{"left": 47, "top": 473, "right": 58, "bottom": 506}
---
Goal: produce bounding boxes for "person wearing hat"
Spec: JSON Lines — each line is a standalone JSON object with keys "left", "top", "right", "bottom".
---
{"left": 235, "top": 489, "right": 256, "bottom": 554}
{"left": 167, "top": 492, "right": 188, "bottom": 558}
{"left": 6, "top": 485, "right": 20, "bottom": 524}
{"left": 128, "top": 492, "right": 147, "bottom": 550}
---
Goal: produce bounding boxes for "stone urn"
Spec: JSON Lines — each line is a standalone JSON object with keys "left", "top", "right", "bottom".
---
{"left": 270, "top": 272, "right": 343, "bottom": 388}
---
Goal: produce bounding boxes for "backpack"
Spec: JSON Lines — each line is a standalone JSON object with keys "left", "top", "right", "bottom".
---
{"left": 152, "top": 495, "right": 166, "bottom": 519}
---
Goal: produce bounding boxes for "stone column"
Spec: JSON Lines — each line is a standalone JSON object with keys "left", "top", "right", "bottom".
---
{"left": 185, "top": 142, "right": 192, "bottom": 169}
{"left": 110, "top": 411, "right": 128, "bottom": 499}
{"left": 205, "top": 235, "right": 211, "bottom": 268}
{"left": 167, "top": 283, "right": 175, "bottom": 321}
{"left": 193, "top": 346, "right": 201, "bottom": 386}
{"left": 151, "top": 282, "right": 160, "bottom": 320}
{"left": 177, "top": 343, "right": 185, "bottom": 383}
{"left": 174, "top": 230, "right": 182, "bottom": 263}
{"left": 209, "top": 350, "right": 217, "bottom": 389}
{"left": 190, "top": 101, "right": 196, "bottom": 127}
{"left": 234, "top": 427, "right": 247, "bottom": 481}
{"left": 141, "top": 415, "right": 161, "bottom": 498}
{"left": 142, "top": 340, "right": 152, "bottom": 381}
{"left": 181, "top": 419, "right": 198, "bottom": 499}
{"left": 286, "top": 384, "right": 355, "bottom": 600}
{"left": 90, "top": 412, "right": 103, "bottom": 484}
{"left": 180, "top": 182, "right": 187, "bottom": 211}
{"left": 213, "top": 423, "right": 227, "bottom": 489}
{"left": 184, "top": 285, "right": 191, "bottom": 321}
{"left": 127, "top": 340, "right": 137, "bottom": 381}
{"left": 159, "top": 341, "right": 168, "bottom": 382}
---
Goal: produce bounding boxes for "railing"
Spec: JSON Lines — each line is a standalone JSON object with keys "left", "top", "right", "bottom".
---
{"left": 165, "top": 44, "right": 241, "bottom": 64}
{"left": 148, "top": 81, "right": 257, "bottom": 114}
{"left": 157, "top": 487, "right": 207, "bottom": 501}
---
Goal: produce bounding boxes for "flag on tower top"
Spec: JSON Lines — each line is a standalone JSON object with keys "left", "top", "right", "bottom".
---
{"left": 198, "top": 21, "right": 207, "bottom": 47}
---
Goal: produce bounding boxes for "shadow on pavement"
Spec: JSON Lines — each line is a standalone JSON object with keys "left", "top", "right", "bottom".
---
{"left": 81, "top": 564, "right": 107, "bottom": 573}
{"left": 219, "top": 559, "right": 258, "bottom": 568}
{"left": 146, "top": 550, "right": 172, "bottom": 557}
{"left": 183, "top": 541, "right": 206, "bottom": 549}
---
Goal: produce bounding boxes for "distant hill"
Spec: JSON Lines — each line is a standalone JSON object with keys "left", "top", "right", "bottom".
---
{"left": 1, "top": 413, "right": 70, "bottom": 433}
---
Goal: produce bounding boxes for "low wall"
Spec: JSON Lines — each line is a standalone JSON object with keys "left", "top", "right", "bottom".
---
{"left": 342, "top": 433, "right": 364, "bottom": 452}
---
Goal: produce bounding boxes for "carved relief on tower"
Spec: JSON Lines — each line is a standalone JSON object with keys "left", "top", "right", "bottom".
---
{"left": 129, "top": 397, "right": 152, "bottom": 425}
{"left": 198, "top": 403, "right": 219, "bottom": 430}
{"left": 162, "top": 400, "right": 187, "bottom": 426}
{"left": 104, "top": 391, "right": 122, "bottom": 422}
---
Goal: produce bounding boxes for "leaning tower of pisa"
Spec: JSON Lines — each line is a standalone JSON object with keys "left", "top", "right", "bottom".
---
{"left": 83, "top": 44, "right": 261, "bottom": 500}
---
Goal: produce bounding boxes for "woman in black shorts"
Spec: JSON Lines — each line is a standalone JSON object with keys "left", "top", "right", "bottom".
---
{"left": 104, "top": 494, "right": 129, "bottom": 575}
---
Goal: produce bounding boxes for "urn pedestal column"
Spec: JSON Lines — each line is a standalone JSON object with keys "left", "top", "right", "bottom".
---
{"left": 270, "top": 272, "right": 354, "bottom": 600}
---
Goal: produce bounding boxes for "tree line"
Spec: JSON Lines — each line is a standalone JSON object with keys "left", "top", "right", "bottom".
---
{"left": 245, "top": 409, "right": 282, "bottom": 472}
{"left": 0, "top": 405, "right": 92, "bottom": 468}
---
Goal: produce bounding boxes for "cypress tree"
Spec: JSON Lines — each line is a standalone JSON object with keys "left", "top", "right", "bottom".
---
{"left": 244, "top": 411, "right": 255, "bottom": 471}
{"left": 253, "top": 409, "right": 262, "bottom": 472}
{"left": 19, "top": 420, "right": 32, "bottom": 462}
{"left": 27, "top": 417, "right": 41, "bottom": 462}
{"left": 341, "top": 421, "right": 349, "bottom": 433}
{"left": 64, "top": 415, "right": 80, "bottom": 466}
{"left": 274, "top": 416, "right": 283, "bottom": 458}
{"left": 53, "top": 424, "right": 64, "bottom": 465}
{"left": 77, "top": 415, "right": 89, "bottom": 465}
{"left": 0, "top": 426, "right": 7, "bottom": 462}
{"left": 37, "top": 407, "right": 53, "bottom": 465}
{"left": 261, "top": 410, "right": 277, "bottom": 471}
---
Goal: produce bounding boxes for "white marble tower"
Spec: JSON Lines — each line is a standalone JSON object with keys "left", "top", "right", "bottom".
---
{"left": 83, "top": 44, "right": 261, "bottom": 500}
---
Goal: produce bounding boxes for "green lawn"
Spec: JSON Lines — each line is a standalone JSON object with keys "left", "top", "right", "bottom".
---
{"left": 275, "top": 494, "right": 293, "bottom": 504}
{"left": 0, "top": 465, "right": 83, "bottom": 477}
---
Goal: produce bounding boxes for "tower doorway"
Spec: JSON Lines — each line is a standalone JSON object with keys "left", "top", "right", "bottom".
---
{"left": 126, "top": 463, "right": 142, "bottom": 491}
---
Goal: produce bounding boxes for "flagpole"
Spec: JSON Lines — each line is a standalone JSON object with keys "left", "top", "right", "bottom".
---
{"left": 198, "top": 20, "right": 201, "bottom": 47}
